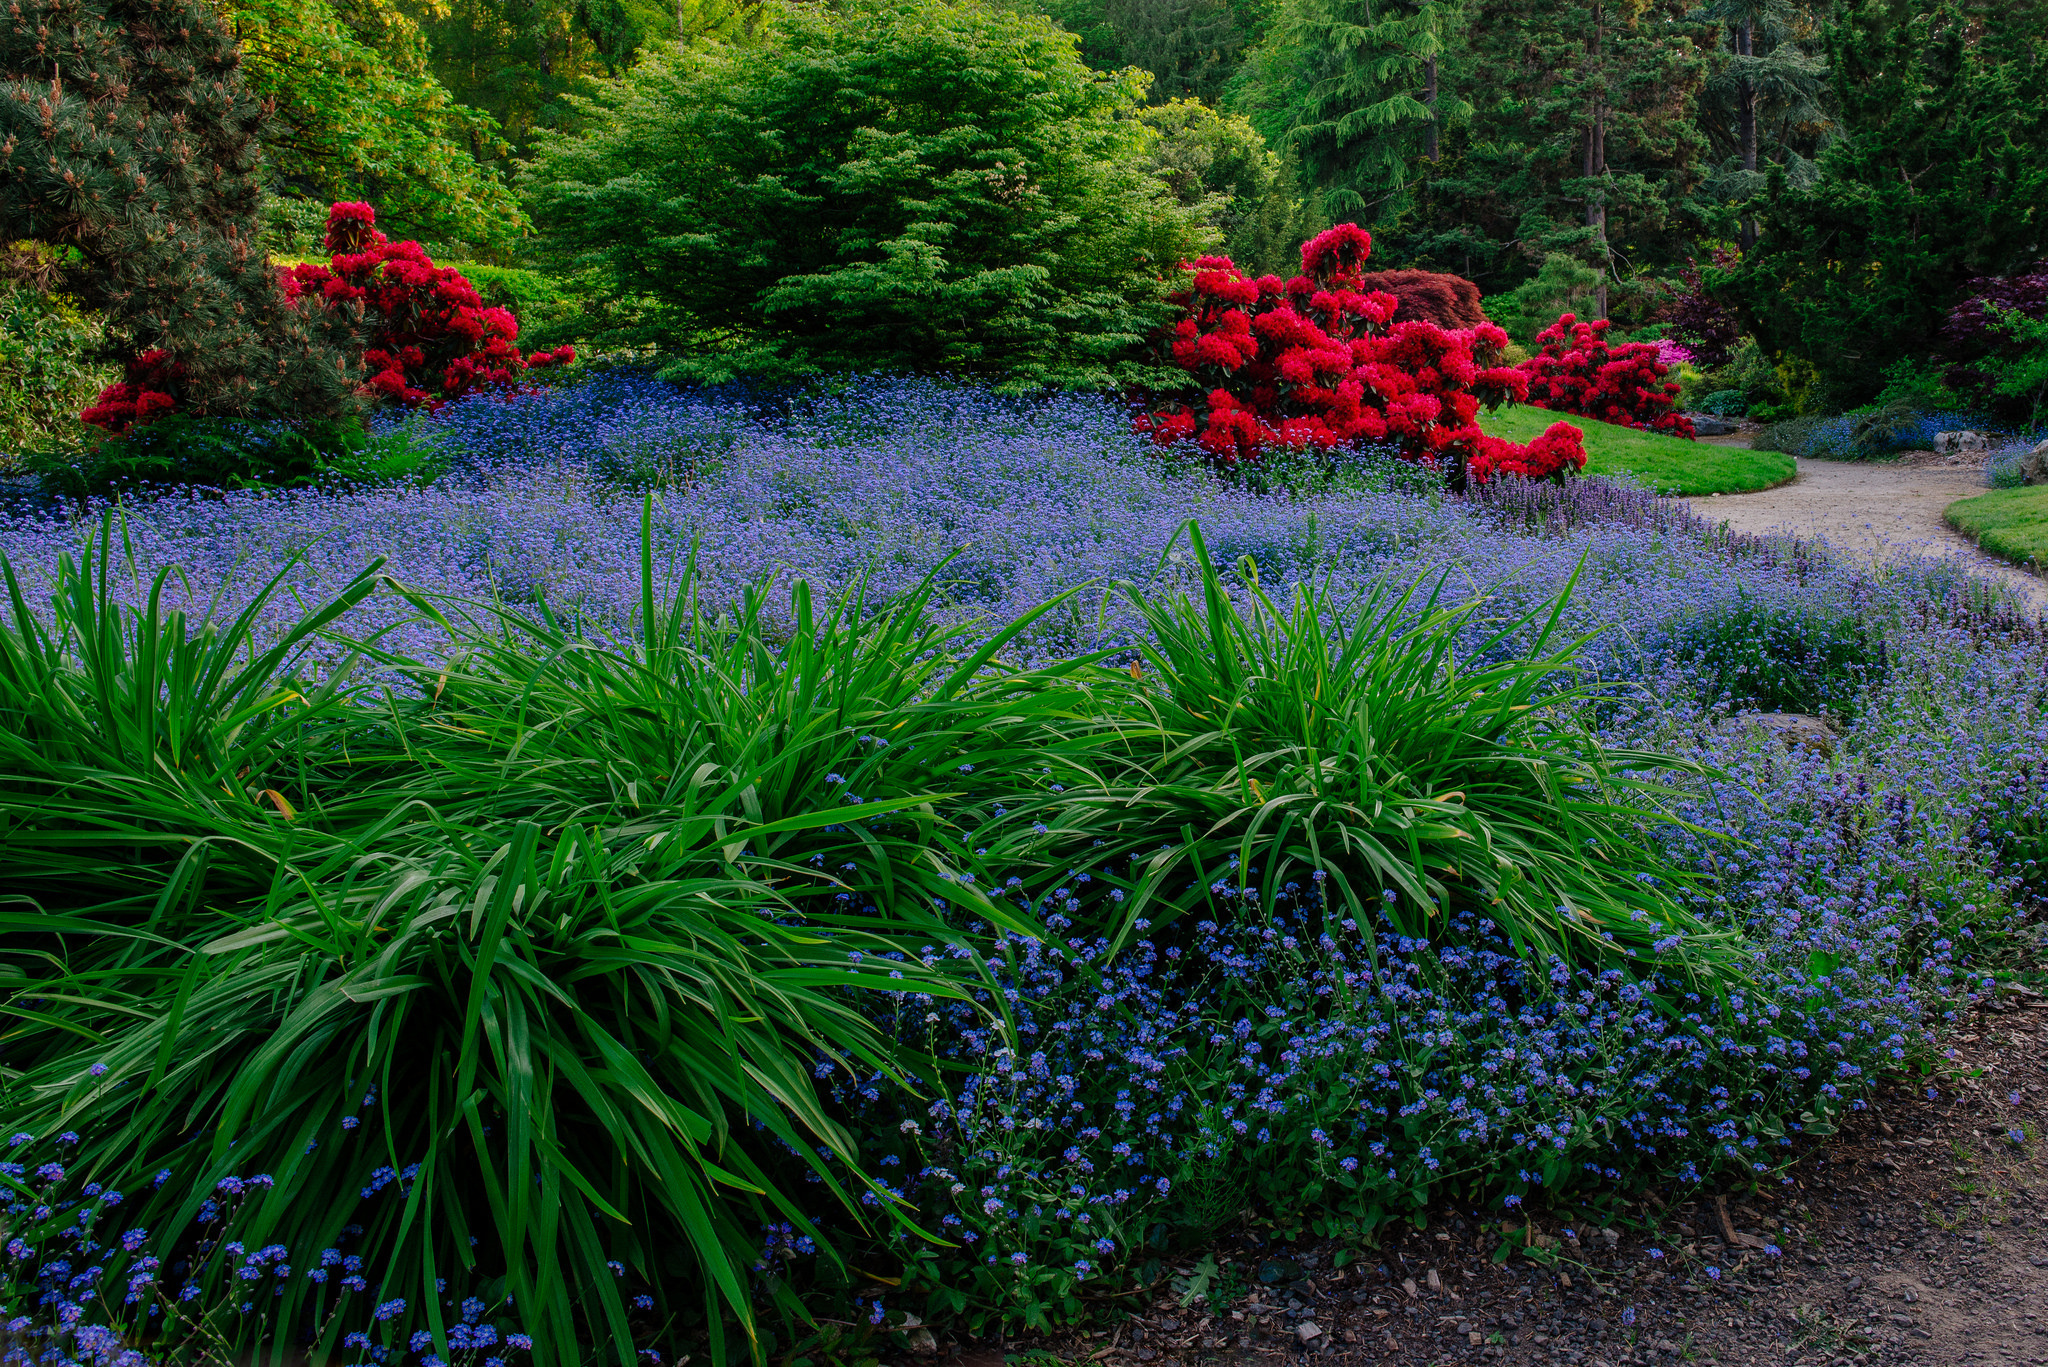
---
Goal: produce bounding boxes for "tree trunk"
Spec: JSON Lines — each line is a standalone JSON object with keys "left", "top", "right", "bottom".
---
{"left": 1585, "top": 13, "right": 1608, "bottom": 319}
{"left": 1422, "top": 55, "right": 1440, "bottom": 161}
{"left": 1737, "top": 17, "right": 1758, "bottom": 252}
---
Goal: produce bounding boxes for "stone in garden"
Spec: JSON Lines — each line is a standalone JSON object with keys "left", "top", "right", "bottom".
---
{"left": 1259, "top": 1257, "right": 1308, "bottom": 1284}
{"left": 1686, "top": 413, "right": 1740, "bottom": 437}
{"left": 2016, "top": 440, "right": 2048, "bottom": 485}
{"left": 1295, "top": 1321, "right": 1323, "bottom": 1344}
{"left": 1932, "top": 430, "right": 1991, "bottom": 456}
{"left": 1737, "top": 712, "right": 1837, "bottom": 755}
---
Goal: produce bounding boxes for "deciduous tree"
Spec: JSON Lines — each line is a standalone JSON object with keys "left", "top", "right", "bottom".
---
{"left": 523, "top": 0, "right": 1210, "bottom": 389}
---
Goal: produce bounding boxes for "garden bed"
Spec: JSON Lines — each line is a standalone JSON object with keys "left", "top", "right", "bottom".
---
{"left": 0, "top": 376, "right": 2040, "bottom": 1367}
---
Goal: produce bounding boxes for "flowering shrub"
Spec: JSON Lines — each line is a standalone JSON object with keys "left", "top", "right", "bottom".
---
{"left": 1138, "top": 224, "right": 1587, "bottom": 482}
{"left": 1518, "top": 314, "right": 1695, "bottom": 439}
{"left": 81, "top": 203, "right": 573, "bottom": 434}
{"left": 282, "top": 203, "right": 574, "bottom": 408}
{"left": 76, "top": 349, "right": 181, "bottom": 436}
{"left": 1653, "top": 339, "right": 1694, "bottom": 369}
{"left": 1659, "top": 250, "right": 1742, "bottom": 369}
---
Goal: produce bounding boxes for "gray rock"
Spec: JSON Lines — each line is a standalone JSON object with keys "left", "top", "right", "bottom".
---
{"left": 1686, "top": 413, "right": 1741, "bottom": 437}
{"left": 1736, "top": 711, "right": 1838, "bottom": 755}
{"left": 1934, "top": 430, "right": 1992, "bottom": 456}
{"left": 2016, "top": 440, "right": 2048, "bottom": 485}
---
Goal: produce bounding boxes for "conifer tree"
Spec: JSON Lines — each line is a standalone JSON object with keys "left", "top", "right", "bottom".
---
{"left": 1719, "top": 0, "right": 2048, "bottom": 405}
{"left": 1256, "top": 0, "right": 1470, "bottom": 218}
{"left": 0, "top": 0, "right": 357, "bottom": 422}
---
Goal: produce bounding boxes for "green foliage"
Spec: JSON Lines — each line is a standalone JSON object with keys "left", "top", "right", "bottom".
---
{"left": 1697, "top": 387, "right": 1748, "bottom": 416}
{"left": 1480, "top": 252, "right": 1599, "bottom": 345}
{"left": 1687, "top": 0, "right": 1829, "bottom": 248}
{"left": 0, "top": 285, "right": 115, "bottom": 465}
{"left": 1717, "top": 0, "right": 2048, "bottom": 407}
{"left": 1025, "top": 0, "right": 1263, "bottom": 103}
{"left": 1254, "top": 0, "right": 1708, "bottom": 316}
{"left": 1672, "top": 593, "right": 1882, "bottom": 716}
{"left": 227, "top": 0, "right": 527, "bottom": 251}
{"left": 1872, "top": 356, "right": 1970, "bottom": 413}
{"left": 0, "top": 0, "right": 358, "bottom": 422}
{"left": 419, "top": 0, "right": 721, "bottom": 167}
{"left": 522, "top": 0, "right": 1210, "bottom": 389}
{"left": 1687, "top": 335, "right": 1795, "bottom": 417}
{"left": 1976, "top": 305, "right": 2048, "bottom": 428}
{"left": 1246, "top": 0, "right": 1469, "bottom": 218}
{"left": 1140, "top": 99, "right": 1322, "bottom": 278}
{"left": 0, "top": 517, "right": 1079, "bottom": 1365}
{"left": 1005, "top": 526, "right": 1731, "bottom": 971}
{"left": 24, "top": 414, "right": 445, "bottom": 498}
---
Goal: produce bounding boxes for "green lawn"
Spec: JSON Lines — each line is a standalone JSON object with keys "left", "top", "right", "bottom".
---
{"left": 1944, "top": 485, "right": 2048, "bottom": 568}
{"left": 1478, "top": 405, "right": 1794, "bottom": 495}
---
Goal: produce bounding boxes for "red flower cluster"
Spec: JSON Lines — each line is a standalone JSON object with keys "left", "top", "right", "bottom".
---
{"left": 79, "top": 350, "right": 181, "bottom": 435}
{"left": 281, "top": 202, "right": 573, "bottom": 408}
{"left": 1517, "top": 314, "right": 1693, "bottom": 439}
{"left": 82, "top": 202, "right": 574, "bottom": 434}
{"left": 1138, "top": 224, "right": 1587, "bottom": 483}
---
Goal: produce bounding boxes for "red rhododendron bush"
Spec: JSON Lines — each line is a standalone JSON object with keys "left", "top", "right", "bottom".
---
{"left": 78, "top": 350, "right": 184, "bottom": 435}
{"left": 282, "top": 202, "right": 573, "bottom": 409}
{"left": 83, "top": 202, "right": 573, "bottom": 434}
{"left": 1518, "top": 314, "right": 1694, "bottom": 439}
{"left": 1137, "top": 224, "right": 1588, "bottom": 483}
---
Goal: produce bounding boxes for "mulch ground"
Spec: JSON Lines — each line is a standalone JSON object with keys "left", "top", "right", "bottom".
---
{"left": 929, "top": 982, "right": 2048, "bottom": 1367}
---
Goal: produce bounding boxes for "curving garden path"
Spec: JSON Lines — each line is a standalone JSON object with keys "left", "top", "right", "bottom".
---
{"left": 1680, "top": 452, "right": 2048, "bottom": 613}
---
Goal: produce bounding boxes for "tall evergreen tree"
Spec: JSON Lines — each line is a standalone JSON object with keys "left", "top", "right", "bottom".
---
{"left": 1689, "top": 0, "right": 1826, "bottom": 250}
{"left": 1719, "top": 0, "right": 2048, "bottom": 404}
{"left": 1517, "top": 0, "right": 1708, "bottom": 315}
{"left": 1238, "top": 0, "right": 1705, "bottom": 315}
{"left": 0, "top": 0, "right": 357, "bottom": 420}
{"left": 1245, "top": 0, "right": 1469, "bottom": 218}
{"left": 1104, "top": 0, "right": 1244, "bottom": 103}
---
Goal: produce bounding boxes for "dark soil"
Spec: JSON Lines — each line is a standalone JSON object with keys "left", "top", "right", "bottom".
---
{"left": 932, "top": 985, "right": 2048, "bottom": 1367}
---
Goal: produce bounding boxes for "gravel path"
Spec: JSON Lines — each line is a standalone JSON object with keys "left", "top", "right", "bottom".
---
{"left": 1680, "top": 454, "right": 2048, "bottom": 612}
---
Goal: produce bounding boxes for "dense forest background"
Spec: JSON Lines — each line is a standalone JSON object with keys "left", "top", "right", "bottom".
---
{"left": 6, "top": 0, "right": 2047, "bottom": 432}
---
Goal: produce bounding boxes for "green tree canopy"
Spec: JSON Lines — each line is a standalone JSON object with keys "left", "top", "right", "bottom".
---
{"left": 227, "top": 0, "right": 526, "bottom": 251}
{"left": 1243, "top": 0, "right": 1470, "bottom": 220}
{"left": 522, "top": 0, "right": 1211, "bottom": 388}
{"left": 416, "top": 0, "right": 709, "bottom": 167}
{"left": 1232, "top": 0, "right": 1705, "bottom": 319}
{"left": 1142, "top": 98, "right": 1321, "bottom": 276}
{"left": 1718, "top": 0, "right": 2048, "bottom": 406}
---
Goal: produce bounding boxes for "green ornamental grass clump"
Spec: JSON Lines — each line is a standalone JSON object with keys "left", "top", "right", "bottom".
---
{"left": 0, "top": 513, "right": 1725, "bottom": 1364}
